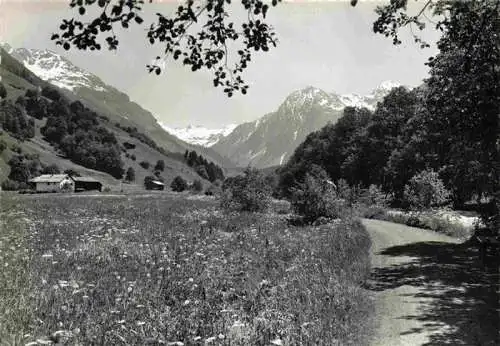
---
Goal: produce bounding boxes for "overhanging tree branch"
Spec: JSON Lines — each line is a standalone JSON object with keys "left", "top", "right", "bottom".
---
{"left": 52, "top": 0, "right": 281, "bottom": 97}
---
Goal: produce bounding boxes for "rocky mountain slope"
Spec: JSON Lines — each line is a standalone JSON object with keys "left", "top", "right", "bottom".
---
{"left": 1, "top": 43, "right": 233, "bottom": 168}
{"left": 212, "top": 81, "right": 402, "bottom": 168}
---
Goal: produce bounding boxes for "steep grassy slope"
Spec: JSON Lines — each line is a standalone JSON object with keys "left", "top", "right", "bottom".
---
{"left": 0, "top": 47, "right": 216, "bottom": 189}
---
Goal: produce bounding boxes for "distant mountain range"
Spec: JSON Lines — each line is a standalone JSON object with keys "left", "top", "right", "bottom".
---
{"left": 211, "top": 81, "right": 404, "bottom": 168}
{"left": 161, "top": 124, "right": 238, "bottom": 147}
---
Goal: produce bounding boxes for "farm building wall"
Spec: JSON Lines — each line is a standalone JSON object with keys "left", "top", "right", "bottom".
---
{"left": 33, "top": 178, "right": 75, "bottom": 192}
{"left": 35, "top": 182, "right": 61, "bottom": 192}
{"left": 75, "top": 181, "right": 102, "bottom": 192}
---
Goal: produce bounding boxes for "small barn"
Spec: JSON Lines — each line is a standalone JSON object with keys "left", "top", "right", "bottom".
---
{"left": 28, "top": 174, "right": 75, "bottom": 193}
{"left": 145, "top": 180, "right": 165, "bottom": 190}
{"left": 73, "top": 176, "right": 103, "bottom": 192}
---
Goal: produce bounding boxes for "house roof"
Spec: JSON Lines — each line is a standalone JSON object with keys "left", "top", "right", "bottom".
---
{"left": 73, "top": 176, "right": 101, "bottom": 183}
{"left": 29, "top": 174, "right": 71, "bottom": 183}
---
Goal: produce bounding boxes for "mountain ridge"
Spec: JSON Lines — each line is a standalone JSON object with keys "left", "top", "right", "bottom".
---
{"left": 212, "top": 81, "right": 405, "bottom": 168}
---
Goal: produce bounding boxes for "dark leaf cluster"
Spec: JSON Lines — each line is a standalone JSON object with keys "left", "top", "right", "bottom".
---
{"left": 170, "top": 175, "right": 188, "bottom": 192}
{"left": 220, "top": 166, "right": 271, "bottom": 212}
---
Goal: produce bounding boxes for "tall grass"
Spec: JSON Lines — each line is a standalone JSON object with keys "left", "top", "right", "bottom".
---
{"left": 1, "top": 193, "right": 372, "bottom": 345}
{"left": 0, "top": 194, "right": 33, "bottom": 344}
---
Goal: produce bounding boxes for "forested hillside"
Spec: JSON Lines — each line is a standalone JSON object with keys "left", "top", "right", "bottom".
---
{"left": 1, "top": 44, "right": 234, "bottom": 169}
{"left": 0, "top": 48, "right": 219, "bottom": 189}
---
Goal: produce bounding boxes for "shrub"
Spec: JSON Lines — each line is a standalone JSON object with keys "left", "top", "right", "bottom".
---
{"left": 0, "top": 139, "right": 7, "bottom": 154}
{"left": 364, "top": 184, "right": 390, "bottom": 206}
{"left": 139, "top": 161, "right": 150, "bottom": 170}
{"left": 154, "top": 159, "right": 165, "bottom": 172}
{"left": 130, "top": 154, "right": 136, "bottom": 161}
{"left": 355, "top": 184, "right": 390, "bottom": 218}
{"left": 41, "top": 164, "right": 61, "bottom": 174}
{"left": 190, "top": 179, "right": 203, "bottom": 193}
{"left": 41, "top": 86, "right": 61, "bottom": 101}
{"left": 290, "top": 166, "right": 347, "bottom": 224}
{"left": 170, "top": 175, "right": 188, "bottom": 192}
{"left": 144, "top": 176, "right": 157, "bottom": 190}
{"left": 1, "top": 179, "right": 29, "bottom": 191}
{"left": 123, "top": 142, "right": 136, "bottom": 150}
{"left": 404, "top": 169, "right": 451, "bottom": 210}
{"left": 125, "top": 167, "right": 135, "bottom": 182}
{"left": 64, "top": 169, "right": 80, "bottom": 177}
{"left": 0, "top": 81, "right": 6, "bottom": 99}
{"left": 196, "top": 165, "right": 209, "bottom": 180}
{"left": 220, "top": 167, "right": 271, "bottom": 212}
{"left": 10, "top": 144, "right": 22, "bottom": 154}
{"left": 25, "top": 88, "right": 40, "bottom": 99}
{"left": 204, "top": 184, "right": 220, "bottom": 196}
{"left": 1, "top": 179, "right": 21, "bottom": 191}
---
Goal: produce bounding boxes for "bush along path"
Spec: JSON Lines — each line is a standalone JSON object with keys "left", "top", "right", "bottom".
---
{"left": 363, "top": 219, "right": 499, "bottom": 346}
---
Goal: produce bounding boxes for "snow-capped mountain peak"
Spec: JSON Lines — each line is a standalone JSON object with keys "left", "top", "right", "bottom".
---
{"left": 213, "top": 80, "right": 406, "bottom": 168}
{"left": 339, "top": 80, "right": 404, "bottom": 110}
{"left": 278, "top": 86, "right": 344, "bottom": 119}
{"left": 160, "top": 124, "right": 237, "bottom": 147}
{"left": 1, "top": 43, "right": 107, "bottom": 92}
{"left": 375, "top": 80, "right": 402, "bottom": 92}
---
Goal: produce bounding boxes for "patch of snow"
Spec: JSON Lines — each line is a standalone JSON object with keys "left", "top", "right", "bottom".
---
{"left": 250, "top": 148, "right": 266, "bottom": 161}
{"left": 376, "top": 80, "right": 402, "bottom": 92}
{"left": 279, "top": 152, "right": 287, "bottom": 165}
{"left": 255, "top": 118, "right": 261, "bottom": 129}
{"left": 339, "top": 93, "right": 374, "bottom": 110}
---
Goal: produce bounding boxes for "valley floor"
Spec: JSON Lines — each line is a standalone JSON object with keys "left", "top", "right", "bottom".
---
{"left": 363, "top": 219, "right": 499, "bottom": 346}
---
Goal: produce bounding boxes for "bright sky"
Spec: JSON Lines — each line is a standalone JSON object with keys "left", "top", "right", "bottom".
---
{"left": 0, "top": 0, "right": 441, "bottom": 128}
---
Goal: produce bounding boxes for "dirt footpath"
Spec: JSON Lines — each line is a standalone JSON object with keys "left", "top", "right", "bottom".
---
{"left": 363, "top": 219, "right": 499, "bottom": 346}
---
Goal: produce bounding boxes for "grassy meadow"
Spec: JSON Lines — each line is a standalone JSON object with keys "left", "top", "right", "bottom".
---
{"left": 0, "top": 192, "right": 372, "bottom": 345}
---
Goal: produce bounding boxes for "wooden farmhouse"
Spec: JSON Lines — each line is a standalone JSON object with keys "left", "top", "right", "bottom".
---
{"left": 28, "top": 174, "right": 75, "bottom": 192}
{"left": 28, "top": 174, "right": 102, "bottom": 193}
